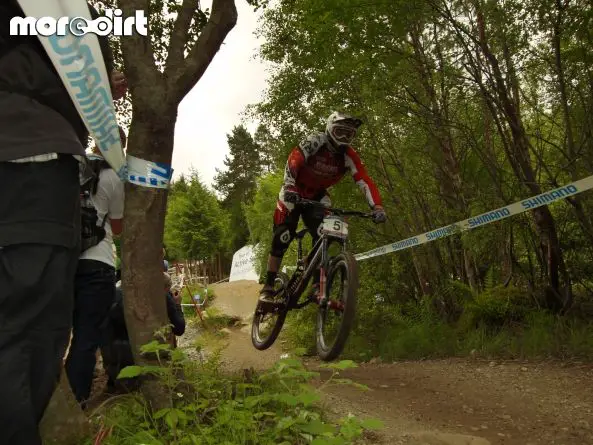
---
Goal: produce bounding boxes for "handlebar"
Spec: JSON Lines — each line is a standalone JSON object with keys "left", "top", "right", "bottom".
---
{"left": 296, "top": 198, "right": 374, "bottom": 218}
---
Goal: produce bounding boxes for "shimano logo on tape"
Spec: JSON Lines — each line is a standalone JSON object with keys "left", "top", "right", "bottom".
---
{"left": 392, "top": 237, "right": 419, "bottom": 251}
{"left": 354, "top": 175, "right": 593, "bottom": 262}
{"left": 426, "top": 223, "right": 462, "bottom": 241}
{"left": 468, "top": 208, "right": 511, "bottom": 228}
{"left": 521, "top": 185, "right": 578, "bottom": 210}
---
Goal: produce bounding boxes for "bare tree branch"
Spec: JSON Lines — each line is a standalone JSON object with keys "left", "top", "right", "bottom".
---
{"left": 168, "top": 0, "right": 238, "bottom": 102}
{"left": 165, "top": 0, "right": 197, "bottom": 73}
{"left": 118, "top": 0, "right": 162, "bottom": 107}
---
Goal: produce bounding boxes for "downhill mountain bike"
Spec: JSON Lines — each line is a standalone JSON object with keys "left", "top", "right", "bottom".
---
{"left": 251, "top": 199, "right": 373, "bottom": 361}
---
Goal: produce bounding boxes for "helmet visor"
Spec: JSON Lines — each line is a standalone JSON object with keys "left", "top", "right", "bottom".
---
{"left": 331, "top": 125, "right": 356, "bottom": 144}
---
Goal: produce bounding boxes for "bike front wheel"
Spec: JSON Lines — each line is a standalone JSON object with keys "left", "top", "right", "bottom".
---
{"left": 251, "top": 272, "right": 290, "bottom": 350}
{"left": 316, "top": 252, "right": 359, "bottom": 361}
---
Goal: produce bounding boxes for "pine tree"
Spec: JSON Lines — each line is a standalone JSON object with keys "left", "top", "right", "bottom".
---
{"left": 214, "top": 125, "right": 264, "bottom": 250}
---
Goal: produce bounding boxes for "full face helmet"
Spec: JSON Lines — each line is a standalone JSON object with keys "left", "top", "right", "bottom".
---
{"left": 325, "top": 111, "right": 363, "bottom": 152}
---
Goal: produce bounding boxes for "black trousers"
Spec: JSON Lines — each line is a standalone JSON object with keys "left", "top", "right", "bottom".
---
{"left": 0, "top": 157, "right": 79, "bottom": 445}
{"left": 0, "top": 244, "right": 78, "bottom": 444}
{"left": 65, "top": 259, "right": 116, "bottom": 405}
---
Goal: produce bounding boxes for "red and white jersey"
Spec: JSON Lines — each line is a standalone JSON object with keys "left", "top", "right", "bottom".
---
{"left": 279, "top": 132, "right": 382, "bottom": 208}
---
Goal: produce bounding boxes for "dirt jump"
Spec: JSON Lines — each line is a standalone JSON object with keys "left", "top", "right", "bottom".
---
{"left": 186, "top": 280, "right": 593, "bottom": 445}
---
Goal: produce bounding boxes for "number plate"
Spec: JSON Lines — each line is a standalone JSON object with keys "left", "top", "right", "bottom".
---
{"left": 321, "top": 216, "right": 348, "bottom": 238}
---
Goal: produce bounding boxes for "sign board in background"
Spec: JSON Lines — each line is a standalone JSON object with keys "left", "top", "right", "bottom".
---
{"left": 229, "top": 244, "right": 260, "bottom": 282}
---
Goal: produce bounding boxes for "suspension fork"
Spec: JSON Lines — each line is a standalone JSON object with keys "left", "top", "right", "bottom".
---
{"left": 317, "top": 238, "right": 347, "bottom": 310}
{"left": 317, "top": 237, "right": 329, "bottom": 304}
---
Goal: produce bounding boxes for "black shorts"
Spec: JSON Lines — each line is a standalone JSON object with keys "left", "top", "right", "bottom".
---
{"left": 270, "top": 194, "right": 328, "bottom": 257}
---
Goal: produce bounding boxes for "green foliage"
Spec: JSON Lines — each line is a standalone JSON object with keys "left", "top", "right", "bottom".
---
{"left": 244, "top": 171, "right": 287, "bottom": 277}
{"left": 461, "top": 286, "right": 533, "bottom": 330}
{"left": 283, "top": 304, "right": 318, "bottom": 356}
{"left": 235, "top": 0, "right": 593, "bottom": 361}
{"left": 247, "top": 0, "right": 593, "bottom": 312}
{"left": 179, "top": 285, "right": 215, "bottom": 306}
{"left": 201, "top": 306, "right": 240, "bottom": 332}
{"left": 213, "top": 126, "right": 265, "bottom": 200}
{"left": 286, "top": 283, "right": 593, "bottom": 361}
{"left": 213, "top": 125, "right": 270, "bottom": 252}
{"left": 89, "top": 343, "right": 382, "bottom": 445}
{"left": 164, "top": 171, "right": 230, "bottom": 261}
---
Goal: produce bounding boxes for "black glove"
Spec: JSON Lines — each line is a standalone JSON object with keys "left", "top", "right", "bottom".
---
{"left": 284, "top": 188, "right": 301, "bottom": 204}
{"left": 372, "top": 206, "right": 387, "bottom": 223}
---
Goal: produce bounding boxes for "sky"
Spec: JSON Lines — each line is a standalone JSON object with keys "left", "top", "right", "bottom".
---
{"left": 171, "top": 0, "right": 271, "bottom": 188}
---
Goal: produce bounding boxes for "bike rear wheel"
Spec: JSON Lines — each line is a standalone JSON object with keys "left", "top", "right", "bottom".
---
{"left": 251, "top": 272, "right": 290, "bottom": 350}
{"left": 316, "top": 252, "right": 359, "bottom": 361}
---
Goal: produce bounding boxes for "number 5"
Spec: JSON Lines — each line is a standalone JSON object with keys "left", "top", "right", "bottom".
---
{"left": 333, "top": 220, "right": 341, "bottom": 231}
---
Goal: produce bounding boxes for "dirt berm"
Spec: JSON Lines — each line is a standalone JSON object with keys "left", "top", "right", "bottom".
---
{"left": 205, "top": 280, "right": 593, "bottom": 445}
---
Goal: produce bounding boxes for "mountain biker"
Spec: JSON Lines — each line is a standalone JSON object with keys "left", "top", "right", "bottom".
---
{"left": 259, "top": 111, "right": 387, "bottom": 304}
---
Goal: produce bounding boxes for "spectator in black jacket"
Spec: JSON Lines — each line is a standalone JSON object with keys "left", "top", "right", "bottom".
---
{"left": 101, "top": 273, "right": 186, "bottom": 393}
{"left": 0, "top": 2, "right": 126, "bottom": 443}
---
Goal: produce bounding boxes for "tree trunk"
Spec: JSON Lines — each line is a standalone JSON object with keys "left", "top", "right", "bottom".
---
{"left": 363, "top": 116, "right": 446, "bottom": 295}
{"left": 500, "top": 226, "right": 513, "bottom": 282}
{"left": 408, "top": 24, "right": 479, "bottom": 290}
{"left": 40, "top": 370, "right": 89, "bottom": 445}
{"left": 118, "top": 0, "right": 237, "bottom": 391}
{"left": 551, "top": 0, "right": 593, "bottom": 245}
{"left": 411, "top": 252, "right": 434, "bottom": 296}
{"left": 470, "top": 3, "right": 571, "bottom": 311}
{"left": 121, "top": 115, "right": 176, "bottom": 407}
{"left": 552, "top": 0, "right": 576, "bottom": 178}
{"left": 464, "top": 248, "right": 479, "bottom": 290}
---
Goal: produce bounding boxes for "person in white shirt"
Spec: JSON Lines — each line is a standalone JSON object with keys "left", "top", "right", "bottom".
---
{"left": 65, "top": 127, "right": 126, "bottom": 407}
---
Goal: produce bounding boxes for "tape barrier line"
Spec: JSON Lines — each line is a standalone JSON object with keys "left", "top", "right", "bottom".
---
{"left": 16, "top": 0, "right": 170, "bottom": 189}
{"left": 354, "top": 174, "right": 593, "bottom": 262}
{"left": 128, "top": 155, "right": 173, "bottom": 189}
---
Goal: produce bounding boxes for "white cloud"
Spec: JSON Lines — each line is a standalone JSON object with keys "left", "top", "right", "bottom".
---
{"left": 172, "top": 0, "right": 271, "bottom": 188}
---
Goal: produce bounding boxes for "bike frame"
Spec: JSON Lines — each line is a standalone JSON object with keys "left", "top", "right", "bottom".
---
{"left": 289, "top": 224, "right": 345, "bottom": 305}
{"left": 282, "top": 201, "right": 369, "bottom": 309}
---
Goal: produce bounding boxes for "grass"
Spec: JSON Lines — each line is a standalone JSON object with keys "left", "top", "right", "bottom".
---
{"left": 191, "top": 307, "right": 243, "bottom": 355}
{"left": 86, "top": 340, "right": 383, "bottom": 445}
{"left": 351, "top": 311, "right": 593, "bottom": 362}
{"left": 282, "top": 285, "right": 593, "bottom": 362}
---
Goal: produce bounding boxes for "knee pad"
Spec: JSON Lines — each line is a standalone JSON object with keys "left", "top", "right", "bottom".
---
{"left": 319, "top": 194, "right": 332, "bottom": 208}
{"left": 271, "top": 225, "right": 293, "bottom": 257}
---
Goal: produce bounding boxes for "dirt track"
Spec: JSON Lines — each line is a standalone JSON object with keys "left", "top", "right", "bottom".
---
{"left": 201, "top": 280, "right": 593, "bottom": 445}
